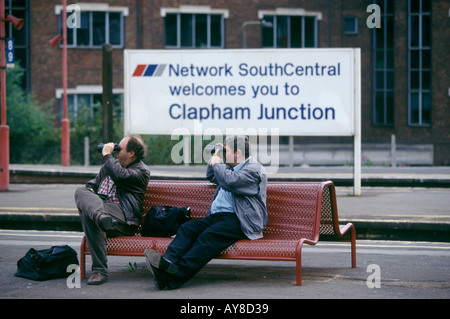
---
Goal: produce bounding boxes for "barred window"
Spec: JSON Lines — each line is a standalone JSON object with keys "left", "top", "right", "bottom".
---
{"left": 57, "top": 89, "right": 123, "bottom": 125}
{"left": 372, "top": 0, "right": 395, "bottom": 125}
{"left": 261, "top": 15, "right": 318, "bottom": 48}
{"left": 408, "top": 0, "right": 431, "bottom": 126}
{"left": 164, "top": 13, "right": 224, "bottom": 48}
{"left": 58, "top": 11, "right": 124, "bottom": 48}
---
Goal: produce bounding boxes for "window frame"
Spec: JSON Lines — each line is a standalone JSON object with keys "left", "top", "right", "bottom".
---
{"left": 344, "top": 16, "right": 358, "bottom": 35}
{"left": 55, "top": 4, "right": 127, "bottom": 49}
{"left": 407, "top": 0, "right": 432, "bottom": 126}
{"left": 56, "top": 86, "right": 124, "bottom": 125}
{"left": 372, "top": 0, "right": 395, "bottom": 126}
{"left": 261, "top": 14, "right": 318, "bottom": 48}
{"left": 163, "top": 13, "right": 225, "bottom": 49}
{"left": 258, "top": 8, "right": 321, "bottom": 48}
{"left": 161, "top": 6, "right": 228, "bottom": 49}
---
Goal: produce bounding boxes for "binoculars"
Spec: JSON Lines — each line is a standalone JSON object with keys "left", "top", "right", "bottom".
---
{"left": 205, "top": 145, "right": 226, "bottom": 155}
{"left": 97, "top": 143, "right": 120, "bottom": 153}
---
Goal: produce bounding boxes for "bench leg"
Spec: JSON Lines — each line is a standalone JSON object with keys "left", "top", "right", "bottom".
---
{"left": 296, "top": 258, "right": 302, "bottom": 286}
{"left": 350, "top": 225, "right": 357, "bottom": 268}
{"left": 295, "top": 241, "right": 304, "bottom": 286}
{"left": 80, "top": 236, "right": 86, "bottom": 280}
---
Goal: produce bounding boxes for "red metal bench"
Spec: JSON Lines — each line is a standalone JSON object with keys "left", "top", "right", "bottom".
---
{"left": 80, "top": 180, "right": 356, "bottom": 286}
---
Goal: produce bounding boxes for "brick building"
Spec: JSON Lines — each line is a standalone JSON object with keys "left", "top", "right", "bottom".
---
{"left": 4, "top": 0, "right": 450, "bottom": 165}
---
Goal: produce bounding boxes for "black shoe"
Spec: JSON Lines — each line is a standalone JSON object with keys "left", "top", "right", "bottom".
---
{"left": 98, "top": 214, "right": 118, "bottom": 232}
{"left": 144, "top": 249, "right": 178, "bottom": 274}
{"left": 144, "top": 251, "right": 169, "bottom": 290}
{"left": 152, "top": 267, "right": 168, "bottom": 290}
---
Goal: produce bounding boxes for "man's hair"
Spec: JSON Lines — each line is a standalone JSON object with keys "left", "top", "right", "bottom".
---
{"left": 224, "top": 135, "right": 250, "bottom": 158}
{"left": 126, "top": 135, "right": 147, "bottom": 161}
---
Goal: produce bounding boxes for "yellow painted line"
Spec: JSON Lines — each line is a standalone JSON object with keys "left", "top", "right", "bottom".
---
{"left": 374, "top": 214, "right": 450, "bottom": 218}
{"left": 0, "top": 230, "right": 82, "bottom": 239}
{"left": 346, "top": 219, "right": 450, "bottom": 224}
{"left": 0, "top": 207, "right": 77, "bottom": 211}
{"left": 3, "top": 232, "right": 446, "bottom": 250}
{"left": 1, "top": 230, "right": 449, "bottom": 250}
{"left": 315, "top": 242, "right": 450, "bottom": 250}
{"left": 343, "top": 215, "right": 450, "bottom": 221}
{"left": 268, "top": 173, "right": 450, "bottom": 178}
{"left": 2, "top": 208, "right": 448, "bottom": 218}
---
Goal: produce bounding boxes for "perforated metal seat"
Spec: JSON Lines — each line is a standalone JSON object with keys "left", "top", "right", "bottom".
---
{"left": 80, "top": 180, "right": 356, "bottom": 286}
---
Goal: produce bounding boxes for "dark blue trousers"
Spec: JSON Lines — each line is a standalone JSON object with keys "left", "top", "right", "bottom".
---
{"left": 157, "top": 212, "right": 246, "bottom": 289}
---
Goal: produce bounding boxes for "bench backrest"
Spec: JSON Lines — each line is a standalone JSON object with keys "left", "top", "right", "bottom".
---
{"left": 141, "top": 180, "right": 337, "bottom": 242}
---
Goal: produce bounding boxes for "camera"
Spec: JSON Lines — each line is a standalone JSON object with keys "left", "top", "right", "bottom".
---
{"left": 205, "top": 145, "right": 226, "bottom": 155}
{"left": 97, "top": 143, "right": 120, "bottom": 153}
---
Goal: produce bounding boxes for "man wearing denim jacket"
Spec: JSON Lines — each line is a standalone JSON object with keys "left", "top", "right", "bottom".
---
{"left": 145, "top": 135, "right": 267, "bottom": 289}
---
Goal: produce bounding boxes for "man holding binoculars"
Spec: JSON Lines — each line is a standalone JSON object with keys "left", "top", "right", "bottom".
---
{"left": 75, "top": 135, "right": 150, "bottom": 285}
{"left": 145, "top": 135, "right": 268, "bottom": 290}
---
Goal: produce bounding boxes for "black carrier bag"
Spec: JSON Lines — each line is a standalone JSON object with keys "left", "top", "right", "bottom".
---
{"left": 15, "top": 245, "right": 79, "bottom": 281}
{"left": 141, "top": 206, "right": 191, "bottom": 237}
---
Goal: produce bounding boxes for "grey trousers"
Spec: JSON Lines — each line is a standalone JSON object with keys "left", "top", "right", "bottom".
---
{"left": 75, "top": 187, "right": 136, "bottom": 275}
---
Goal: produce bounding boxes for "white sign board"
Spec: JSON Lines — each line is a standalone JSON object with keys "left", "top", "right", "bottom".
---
{"left": 124, "top": 48, "right": 361, "bottom": 195}
{"left": 124, "top": 48, "right": 359, "bottom": 137}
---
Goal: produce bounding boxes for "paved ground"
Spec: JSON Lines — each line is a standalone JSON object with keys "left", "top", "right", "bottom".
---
{"left": 1, "top": 164, "right": 449, "bottom": 302}
{"left": 1, "top": 183, "right": 449, "bottom": 241}
{"left": 8, "top": 164, "right": 450, "bottom": 188}
{"left": 1, "top": 231, "right": 449, "bottom": 300}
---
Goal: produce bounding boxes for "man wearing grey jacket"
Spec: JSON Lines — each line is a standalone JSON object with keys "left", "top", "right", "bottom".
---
{"left": 145, "top": 135, "right": 267, "bottom": 290}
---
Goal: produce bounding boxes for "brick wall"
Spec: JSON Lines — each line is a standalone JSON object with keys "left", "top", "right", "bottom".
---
{"left": 30, "top": 0, "right": 137, "bottom": 104}
{"left": 28, "top": 0, "right": 450, "bottom": 164}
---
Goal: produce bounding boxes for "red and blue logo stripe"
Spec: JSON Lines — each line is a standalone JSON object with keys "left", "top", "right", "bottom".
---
{"left": 132, "top": 64, "right": 167, "bottom": 77}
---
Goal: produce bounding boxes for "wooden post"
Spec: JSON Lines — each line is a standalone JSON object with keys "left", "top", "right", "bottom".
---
{"left": 102, "top": 44, "right": 113, "bottom": 142}
{"left": 61, "top": 0, "right": 70, "bottom": 166}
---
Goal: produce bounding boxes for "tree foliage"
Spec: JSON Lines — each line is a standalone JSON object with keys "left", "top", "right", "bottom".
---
{"left": 5, "top": 66, "right": 60, "bottom": 164}
{"left": 3, "top": 66, "right": 186, "bottom": 166}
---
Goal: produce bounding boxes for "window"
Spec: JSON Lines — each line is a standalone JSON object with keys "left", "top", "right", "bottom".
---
{"left": 372, "top": 0, "right": 395, "bottom": 125}
{"left": 164, "top": 13, "right": 225, "bottom": 48}
{"left": 58, "top": 10, "right": 124, "bottom": 48}
{"left": 261, "top": 14, "right": 318, "bottom": 48}
{"left": 56, "top": 87, "right": 123, "bottom": 126}
{"left": 408, "top": 0, "right": 431, "bottom": 126}
{"left": 344, "top": 17, "right": 358, "bottom": 35}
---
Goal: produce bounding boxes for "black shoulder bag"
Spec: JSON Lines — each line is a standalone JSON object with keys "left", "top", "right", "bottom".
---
{"left": 141, "top": 206, "right": 191, "bottom": 237}
{"left": 15, "top": 245, "right": 79, "bottom": 281}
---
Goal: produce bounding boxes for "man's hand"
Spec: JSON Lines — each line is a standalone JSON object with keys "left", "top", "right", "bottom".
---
{"left": 210, "top": 145, "right": 223, "bottom": 166}
{"left": 102, "top": 142, "right": 115, "bottom": 156}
